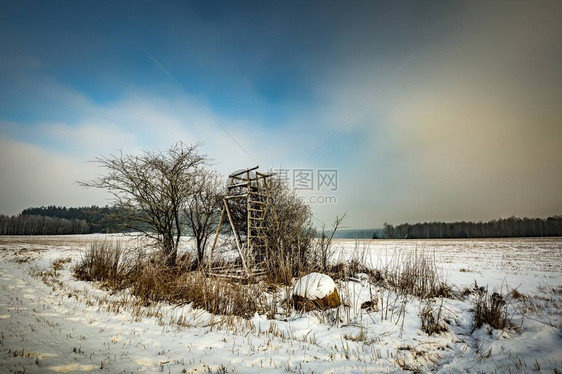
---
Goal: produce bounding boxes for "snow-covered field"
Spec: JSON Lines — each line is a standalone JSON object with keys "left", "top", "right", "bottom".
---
{"left": 0, "top": 235, "right": 560, "bottom": 373}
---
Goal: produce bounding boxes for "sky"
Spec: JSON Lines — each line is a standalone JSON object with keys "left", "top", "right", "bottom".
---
{"left": 1, "top": 0, "right": 561, "bottom": 228}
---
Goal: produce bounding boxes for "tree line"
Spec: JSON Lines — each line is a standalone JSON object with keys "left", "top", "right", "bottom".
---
{"left": 0, "top": 214, "right": 89, "bottom": 235}
{"left": 21, "top": 205, "right": 127, "bottom": 233}
{"left": 381, "top": 215, "right": 562, "bottom": 239}
{"left": 0, "top": 205, "right": 128, "bottom": 235}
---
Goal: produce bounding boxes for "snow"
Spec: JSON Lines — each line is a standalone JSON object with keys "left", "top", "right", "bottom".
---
{"left": 0, "top": 235, "right": 561, "bottom": 373}
{"left": 292, "top": 272, "right": 336, "bottom": 299}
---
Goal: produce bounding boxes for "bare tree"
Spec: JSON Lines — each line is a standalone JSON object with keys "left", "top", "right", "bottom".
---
{"left": 80, "top": 143, "right": 206, "bottom": 267}
{"left": 184, "top": 168, "right": 225, "bottom": 267}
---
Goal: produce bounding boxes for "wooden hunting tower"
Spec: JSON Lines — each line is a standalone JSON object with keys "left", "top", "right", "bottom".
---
{"left": 208, "top": 166, "right": 274, "bottom": 280}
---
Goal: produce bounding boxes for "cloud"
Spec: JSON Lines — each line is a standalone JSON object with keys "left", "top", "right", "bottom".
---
{"left": 0, "top": 75, "right": 318, "bottom": 216}
{"left": 1, "top": 1, "right": 560, "bottom": 226}
{"left": 0, "top": 136, "right": 111, "bottom": 215}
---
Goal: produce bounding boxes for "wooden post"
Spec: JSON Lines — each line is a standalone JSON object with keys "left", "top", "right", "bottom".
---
{"left": 208, "top": 206, "right": 225, "bottom": 272}
{"left": 224, "top": 199, "right": 250, "bottom": 277}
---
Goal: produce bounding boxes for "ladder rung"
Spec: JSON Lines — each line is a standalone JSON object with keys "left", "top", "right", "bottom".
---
{"left": 248, "top": 208, "right": 264, "bottom": 212}
{"left": 229, "top": 166, "right": 259, "bottom": 178}
{"left": 227, "top": 182, "right": 250, "bottom": 189}
{"left": 249, "top": 200, "right": 265, "bottom": 205}
{"left": 225, "top": 194, "right": 248, "bottom": 199}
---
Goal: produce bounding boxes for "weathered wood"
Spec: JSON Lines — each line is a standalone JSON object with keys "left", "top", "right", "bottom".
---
{"left": 224, "top": 194, "right": 248, "bottom": 200}
{"left": 208, "top": 165, "right": 272, "bottom": 281}
{"left": 208, "top": 207, "right": 225, "bottom": 272}
{"left": 224, "top": 199, "right": 250, "bottom": 276}
{"left": 228, "top": 165, "right": 259, "bottom": 178}
{"left": 255, "top": 171, "right": 275, "bottom": 178}
{"left": 227, "top": 181, "right": 253, "bottom": 189}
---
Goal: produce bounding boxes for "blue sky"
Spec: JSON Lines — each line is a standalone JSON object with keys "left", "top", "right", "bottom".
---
{"left": 1, "top": 0, "right": 561, "bottom": 227}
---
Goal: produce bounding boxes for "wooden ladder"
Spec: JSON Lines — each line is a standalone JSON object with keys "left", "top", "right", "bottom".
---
{"left": 246, "top": 188, "right": 267, "bottom": 277}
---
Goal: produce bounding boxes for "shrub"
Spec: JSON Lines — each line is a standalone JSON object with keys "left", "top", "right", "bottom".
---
{"left": 262, "top": 179, "right": 316, "bottom": 284}
{"left": 73, "top": 240, "right": 137, "bottom": 287}
{"left": 472, "top": 283, "right": 512, "bottom": 330}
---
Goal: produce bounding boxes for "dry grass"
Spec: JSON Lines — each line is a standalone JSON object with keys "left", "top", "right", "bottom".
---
{"left": 73, "top": 239, "right": 458, "bottom": 328}
{"left": 472, "top": 283, "right": 513, "bottom": 330}
{"left": 73, "top": 240, "right": 270, "bottom": 318}
{"left": 509, "top": 288, "right": 526, "bottom": 300}
{"left": 419, "top": 298, "right": 447, "bottom": 335}
{"left": 325, "top": 241, "right": 382, "bottom": 283}
{"left": 129, "top": 264, "right": 265, "bottom": 318}
{"left": 384, "top": 249, "right": 453, "bottom": 299}
{"left": 73, "top": 240, "right": 141, "bottom": 288}
{"left": 328, "top": 246, "right": 453, "bottom": 300}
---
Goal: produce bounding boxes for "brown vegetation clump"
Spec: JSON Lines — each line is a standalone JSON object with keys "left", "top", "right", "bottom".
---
{"left": 73, "top": 240, "right": 135, "bottom": 287}
{"left": 419, "top": 298, "right": 448, "bottom": 335}
{"left": 472, "top": 283, "right": 513, "bottom": 330}
{"left": 509, "top": 288, "right": 526, "bottom": 300}
{"left": 292, "top": 288, "right": 341, "bottom": 311}
{"left": 326, "top": 260, "right": 383, "bottom": 283}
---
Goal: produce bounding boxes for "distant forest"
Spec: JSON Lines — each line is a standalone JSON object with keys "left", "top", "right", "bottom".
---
{"left": 2, "top": 206, "right": 561, "bottom": 239}
{"left": 381, "top": 215, "right": 562, "bottom": 239}
{"left": 0, "top": 206, "right": 124, "bottom": 235}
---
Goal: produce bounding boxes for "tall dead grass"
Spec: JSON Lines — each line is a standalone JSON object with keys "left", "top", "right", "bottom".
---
{"left": 73, "top": 240, "right": 140, "bottom": 288}
{"left": 472, "top": 283, "right": 513, "bottom": 330}
{"left": 74, "top": 240, "right": 267, "bottom": 318}
{"left": 384, "top": 249, "right": 453, "bottom": 299}
{"left": 419, "top": 298, "right": 447, "bottom": 335}
{"left": 328, "top": 245, "right": 453, "bottom": 300}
